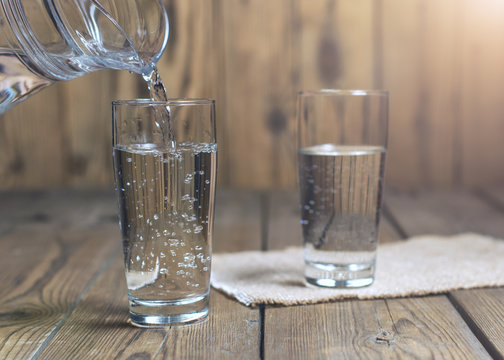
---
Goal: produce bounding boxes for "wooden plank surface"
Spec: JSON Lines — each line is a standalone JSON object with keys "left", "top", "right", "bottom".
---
{"left": 382, "top": 0, "right": 459, "bottom": 188}
{"left": 266, "top": 296, "right": 489, "bottom": 359}
{"left": 219, "top": 0, "right": 297, "bottom": 188}
{"left": 458, "top": 1, "right": 504, "bottom": 187}
{"left": 24, "top": 189, "right": 261, "bottom": 358}
{"left": 213, "top": 190, "right": 263, "bottom": 253}
{"left": 1, "top": 189, "right": 503, "bottom": 358}
{"left": 263, "top": 191, "right": 491, "bottom": 359}
{"left": 385, "top": 189, "right": 504, "bottom": 238}
{"left": 1, "top": 1, "right": 504, "bottom": 190}
{"left": 0, "top": 84, "right": 64, "bottom": 188}
{"left": 386, "top": 188, "right": 504, "bottom": 359}
{"left": 0, "top": 226, "right": 119, "bottom": 359}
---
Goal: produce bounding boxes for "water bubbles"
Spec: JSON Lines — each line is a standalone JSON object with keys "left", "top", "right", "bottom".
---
{"left": 178, "top": 253, "right": 197, "bottom": 269}
{"left": 168, "top": 239, "right": 179, "bottom": 247}
{"left": 153, "top": 213, "right": 159, "bottom": 220}
{"left": 195, "top": 245, "right": 203, "bottom": 251}
{"left": 159, "top": 267, "right": 168, "bottom": 274}
{"left": 198, "top": 170, "right": 205, "bottom": 175}
{"left": 126, "top": 157, "right": 132, "bottom": 163}
{"left": 205, "top": 180, "right": 210, "bottom": 185}
{"left": 184, "top": 174, "right": 194, "bottom": 183}
{"left": 136, "top": 255, "right": 140, "bottom": 261}
{"left": 181, "top": 194, "right": 191, "bottom": 201}
{"left": 194, "top": 225, "right": 204, "bottom": 234}
{"left": 126, "top": 181, "right": 131, "bottom": 186}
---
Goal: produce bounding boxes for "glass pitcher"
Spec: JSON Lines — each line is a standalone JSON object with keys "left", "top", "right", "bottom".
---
{"left": 0, "top": 0, "right": 169, "bottom": 113}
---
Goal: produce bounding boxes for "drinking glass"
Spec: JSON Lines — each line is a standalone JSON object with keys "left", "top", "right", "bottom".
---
{"left": 112, "top": 99, "right": 217, "bottom": 326}
{"left": 297, "top": 90, "right": 388, "bottom": 288}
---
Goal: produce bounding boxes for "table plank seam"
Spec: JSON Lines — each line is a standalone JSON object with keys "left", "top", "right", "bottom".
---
{"left": 447, "top": 293, "right": 502, "bottom": 360}
{"left": 382, "top": 202, "right": 408, "bottom": 240}
{"left": 30, "top": 243, "right": 121, "bottom": 360}
{"left": 259, "top": 305, "right": 265, "bottom": 360}
{"left": 260, "top": 192, "right": 269, "bottom": 252}
{"left": 260, "top": 192, "right": 270, "bottom": 359}
{"left": 474, "top": 189, "right": 504, "bottom": 215}
{"left": 385, "top": 193, "right": 503, "bottom": 358}
{"left": 153, "top": 331, "right": 170, "bottom": 360}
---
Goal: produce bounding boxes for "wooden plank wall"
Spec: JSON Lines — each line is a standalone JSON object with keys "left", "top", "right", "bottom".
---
{"left": 0, "top": 0, "right": 503, "bottom": 190}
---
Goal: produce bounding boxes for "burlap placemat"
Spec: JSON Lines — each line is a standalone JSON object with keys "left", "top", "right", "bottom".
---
{"left": 211, "top": 233, "right": 504, "bottom": 307}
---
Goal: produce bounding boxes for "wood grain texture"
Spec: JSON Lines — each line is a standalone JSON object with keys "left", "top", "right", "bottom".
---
{"left": 385, "top": 189, "right": 504, "bottom": 238}
{"left": 457, "top": 0, "right": 504, "bottom": 187}
{"left": 450, "top": 288, "right": 504, "bottom": 358}
{"left": 386, "top": 188, "right": 504, "bottom": 359}
{"left": 31, "top": 189, "right": 260, "bottom": 359}
{"left": 297, "top": 0, "right": 375, "bottom": 90}
{"left": 157, "top": 290, "right": 259, "bottom": 359}
{"left": 382, "top": 0, "right": 459, "bottom": 188}
{"left": 0, "top": 226, "right": 119, "bottom": 359}
{"left": 213, "top": 189, "right": 263, "bottom": 253}
{"left": 38, "top": 256, "right": 259, "bottom": 359}
{"left": 263, "top": 191, "right": 490, "bottom": 359}
{"left": 265, "top": 296, "right": 489, "bottom": 359}
{"left": 1, "top": 0, "right": 504, "bottom": 189}
{"left": 0, "top": 84, "right": 64, "bottom": 188}
{"left": 56, "top": 72, "right": 118, "bottom": 187}
{"left": 218, "top": 0, "right": 297, "bottom": 188}
{"left": 37, "top": 254, "right": 168, "bottom": 360}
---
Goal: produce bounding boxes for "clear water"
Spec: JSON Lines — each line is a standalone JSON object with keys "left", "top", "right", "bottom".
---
{"left": 0, "top": 0, "right": 167, "bottom": 113}
{"left": 298, "top": 144, "right": 386, "bottom": 287}
{"left": 142, "top": 67, "right": 176, "bottom": 148}
{"left": 114, "top": 142, "right": 217, "bottom": 306}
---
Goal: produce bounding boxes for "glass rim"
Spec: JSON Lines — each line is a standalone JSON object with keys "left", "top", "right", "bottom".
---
{"left": 298, "top": 89, "right": 388, "bottom": 97}
{"left": 112, "top": 98, "right": 215, "bottom": 107}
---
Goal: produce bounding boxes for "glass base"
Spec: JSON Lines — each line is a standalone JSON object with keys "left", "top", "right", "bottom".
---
{"left": 128, "top": 294, "right": 209, "bottom": 327}
{"left": 304, "top": 260, "right": 375, "bottom": 288}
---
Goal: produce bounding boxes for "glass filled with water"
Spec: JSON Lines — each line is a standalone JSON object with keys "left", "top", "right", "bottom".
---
{"left": 113, "top": 99, "right": 217, "bottom": 326}
{"left": 297, "top": 90, "right": 388, "bottom": 288}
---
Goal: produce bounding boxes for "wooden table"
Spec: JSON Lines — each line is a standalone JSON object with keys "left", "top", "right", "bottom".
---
{"left": 0, "top": 188, "right": 503, "bottom": 359}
